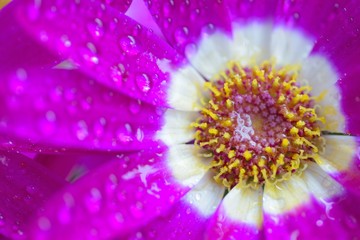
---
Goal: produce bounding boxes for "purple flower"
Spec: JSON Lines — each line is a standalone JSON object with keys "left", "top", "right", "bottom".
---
{"left": 1, "top": 0, "right": 360, "bottom": 239}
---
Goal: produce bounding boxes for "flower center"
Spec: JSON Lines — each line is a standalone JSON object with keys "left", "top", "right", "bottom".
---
{"left": 192, "top": 60, "right": 324, "bottom": 189}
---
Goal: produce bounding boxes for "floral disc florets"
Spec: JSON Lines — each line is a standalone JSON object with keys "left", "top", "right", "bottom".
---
{"left": 192, "top": 60, "right": 325, "bottom": 189}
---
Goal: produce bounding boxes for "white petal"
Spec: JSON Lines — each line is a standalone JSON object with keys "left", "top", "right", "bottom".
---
{"left": 156, "top": 109, "right": 197, "bottom": 146}
{"left": 263, "top": 175, "right": 309, "bottom": 215}
{"left": 316, "top": 135, "right": 357, "bottom": 174}
{"left": 167, "top": 144, "right": 210, "bottom": 188}
{"left": 157, "top": 60, "right": 205, "bottom": 111}
{"left": 271, "top": 27, "right": 313, "bottom": 66}
{"left": 183, "top": 172, "right": 225, "bottom": 217}
{"left": 299, "top": 55, "right": 345, "bottom": 132}
{"left": 222, "top": 186, "right": 263, "bottom": 228}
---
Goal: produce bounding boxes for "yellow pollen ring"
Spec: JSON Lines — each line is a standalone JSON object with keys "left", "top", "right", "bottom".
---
{"left": 191, "top": 60, "right": 323, "bottom": 189}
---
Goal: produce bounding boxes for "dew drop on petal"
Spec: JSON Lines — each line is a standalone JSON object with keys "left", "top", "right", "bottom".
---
{"left": 94, "top": 117, "right": 106, "bottom": 137}
{"left": 38, "top": 217, "right": 51, "bottom": 231}
{"left": 130, "top": 201, "right": 144, "bottom": 218}
{"left": 39, "top": 111, "right": 57, "bottom": 136}
{"left": 87, "top": 18, "right": 104, "bottom": 39}
{"left": 105, "top": 174, "right": 118, "bottom": 195}
{"left": 174, "top": 26, "right": 189, "bottom": 44}
{"left": 129, "top": 100, "right": 142, "bottom": 114}
{"left": 75, "top": 120, "right": 89, "bottom": 141}
{"left": 110, "top": 65, "right": 123, "bottom": 86}
{"left": 136, "top": 73, "right": 152, "bottom": 93}
{"left": 119, "top": 35, "right": 141, "bottom": 55}
{"left": 0, "top": 214, "right": 4, "bottom": 226}
{"left": 85, "top": 188, "right": 102, "bottom": 213}
{"left": 136, "top": 128, "right": 144, "bottom": 142}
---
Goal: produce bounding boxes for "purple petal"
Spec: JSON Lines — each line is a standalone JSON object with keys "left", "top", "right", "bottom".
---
{"left": 0, "top": 151, "right": 65, "bottom": 239}
{"left": 264, "top": 193, "right": 360, "bottom": 239}
{"left": 0, "top": 1, "right": 60, "bottom": 72}
{"left": 206, "top": 186, "right": 263, "bottom": 240}
{"left": 17, "top": 0, "right": 202, "bottom": 109}
{"left": 28, "top": 146, "right": 204, "bottom": 239}
{"left": 311, "top": 1, "right": 360, "bottom": 76}
{"left": 338, "top": 69, "right": 360, "bottom": 135}
{"left": 125, "top": 0, "right": 164, "bottom": 39}
{"left": 263, "top": 163, "right": 360, "bottom": 239}
{"left": 126, "top": 172, "right": 224, "bottom": 240}
{"left": 275, "top": 0, "right": 350, "bottom": 39}
{"left": 144, "top": 0, "right": 232, "bottom": 57}
{"left": 0, "top": 68, "right": 167, "bottom": 152}
{"left": 225, "top": 0, "right": 278, "bottom": 22}
{"left": 101, "top": 0, "right": 132, "bottom": 13}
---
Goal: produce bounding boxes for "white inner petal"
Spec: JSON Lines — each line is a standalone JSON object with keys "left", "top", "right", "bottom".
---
{"left": 156, "top": 109, "right": 197, "bottom": 146}
{"left": 185, "top": 31, "right": 233, "bottom": 80}
{"left": 222, "top": 185, "right": 263, "bottom": 228}
{"left": 167, "top": 144, "right": 210, "bottom": 188}
{"left": 183, "top": 172, "right": 225, "bottom": 217}
{"left": 231, "top": 22, "right": 273, "bottom": 65}
{"left": 302, "top": 162, "right": 344, "bottom": 200}
{"left": 263, "top": 175, "right": 309, "bottom": 215}
{"left": 159, "top": 60, "right": 205, "bottom": 111}
{"left": 317, "top": 135, "right": 357, "bottom": 173}
{"left": 299, "top": 54, "right": 345, "bottom": 132}
{"left": 271, "top": 27, "right": 314, "bottom": 66}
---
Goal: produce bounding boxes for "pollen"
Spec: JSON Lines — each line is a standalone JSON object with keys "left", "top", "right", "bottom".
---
{"left": 192, "top": 60, "right": 324, "bottom": 189}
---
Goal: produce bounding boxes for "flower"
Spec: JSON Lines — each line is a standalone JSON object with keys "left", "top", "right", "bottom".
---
{"left": 1, "top": 0, "right": 360, "bottom": 239}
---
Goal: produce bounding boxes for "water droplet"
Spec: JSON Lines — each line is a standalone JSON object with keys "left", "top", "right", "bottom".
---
{"left": 105, "top": 174, "right": 118, "bottom": 195}
{"left": 38, "top": 217, "right": 51, "bottom": 231}
{"left": 110, "top": 65, "right": 123, "bottom": 86}
{"left": 60, "top": 35, "right": 72, "bottom": 48}
{"left": 0, "top": 214, "right": 4, "bottom": 226}
{"left": 316, "top": 219, "right": 324, "bottom": 227}
{"left": 201, "top": 23, "right": 215, "bottom": 36}
{"left": 85, "top": 188, "right": 102, "bottom": 213}
{"left": 174, "top": 27, "right": 189, "bottom": 44}
{"left": 186, "top": 208, "right": 191, "bottom": 214}
{"left": 109, "top": 212, "right": 124, "bottom": 227}
{"left": 87, "top": 18, "right": 104, "bottom": 39}
{"left": 130, "top": 201, "right": 144, "bottom": 218}
{"left": 184, "top": 43, "right": 197, "bottom": 59}
{"left": 136, "top": 73, "right": 152, "bottom": 93}
{"left": 94, "top": 118, "right": 106, "bottom": 137}
{"left": 81, "top": 43, "right": 99, "bottom": 66}
{"left": 136, "top": 128, "right": 144, "bottom": 142}
{"left": 129, "top": 100, "right": 142, "bottom": 114}
{"left": 345, "top": 215, "right": 358, "bottom": 229}
{"left": 119, "top": 35, "right": 141, "bottom": 55}
{"left": 75, "top": 120, "right": 89, "bottom": 141}
{"left": 9, "top": 68, "right": 27, "bottom": 94}
{"left": 39, "top": 111, "right": 57, "bottom": 136}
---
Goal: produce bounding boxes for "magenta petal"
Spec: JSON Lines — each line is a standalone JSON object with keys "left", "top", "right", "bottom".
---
{"left": 0, "top": 151, "right": 65, "bottom": 239}
{"left": 207, "top": 218, "right": 262, "bottom": 240}
{"left": 28, "top": 147, "right": 193, "bottom": 239}
{"left": 0, "top": 1, "right": 60, "bottom": 72}
{"left": 0, "top": 68, "right": 166, "bottom": 152}
{"left": 311, "top": 1, "right": 360, "bottom": 76}
{"left": 101, "top": 0, "right": 132, "bottom": 13}
{"left": 126, "top": 173, "right": 224, "bottom": 240}
{"left": 337, "top": 69, "right": 360, "bottom": 135}
{"left": 145, "top": 0, "right": 232, "bottom": 56}
{"left": 226, "top": 0, "right": 278, "bottom": 21}
{"left": 17, "top": 0, "right": 190, "bottom": 108}
{"left": 274, "top": 0, "right": 350, "bottom": 39}
{"left": 263, "top": 193, "right": 360, "bottom": 239}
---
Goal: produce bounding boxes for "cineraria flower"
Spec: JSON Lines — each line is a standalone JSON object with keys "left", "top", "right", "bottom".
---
{"left": 1, "top": 0, "right": 360, "bottom": 239}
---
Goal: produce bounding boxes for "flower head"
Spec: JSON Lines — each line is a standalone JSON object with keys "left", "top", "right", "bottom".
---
{"left": 1, "top": 0, "right": 360, "bottom": 239}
